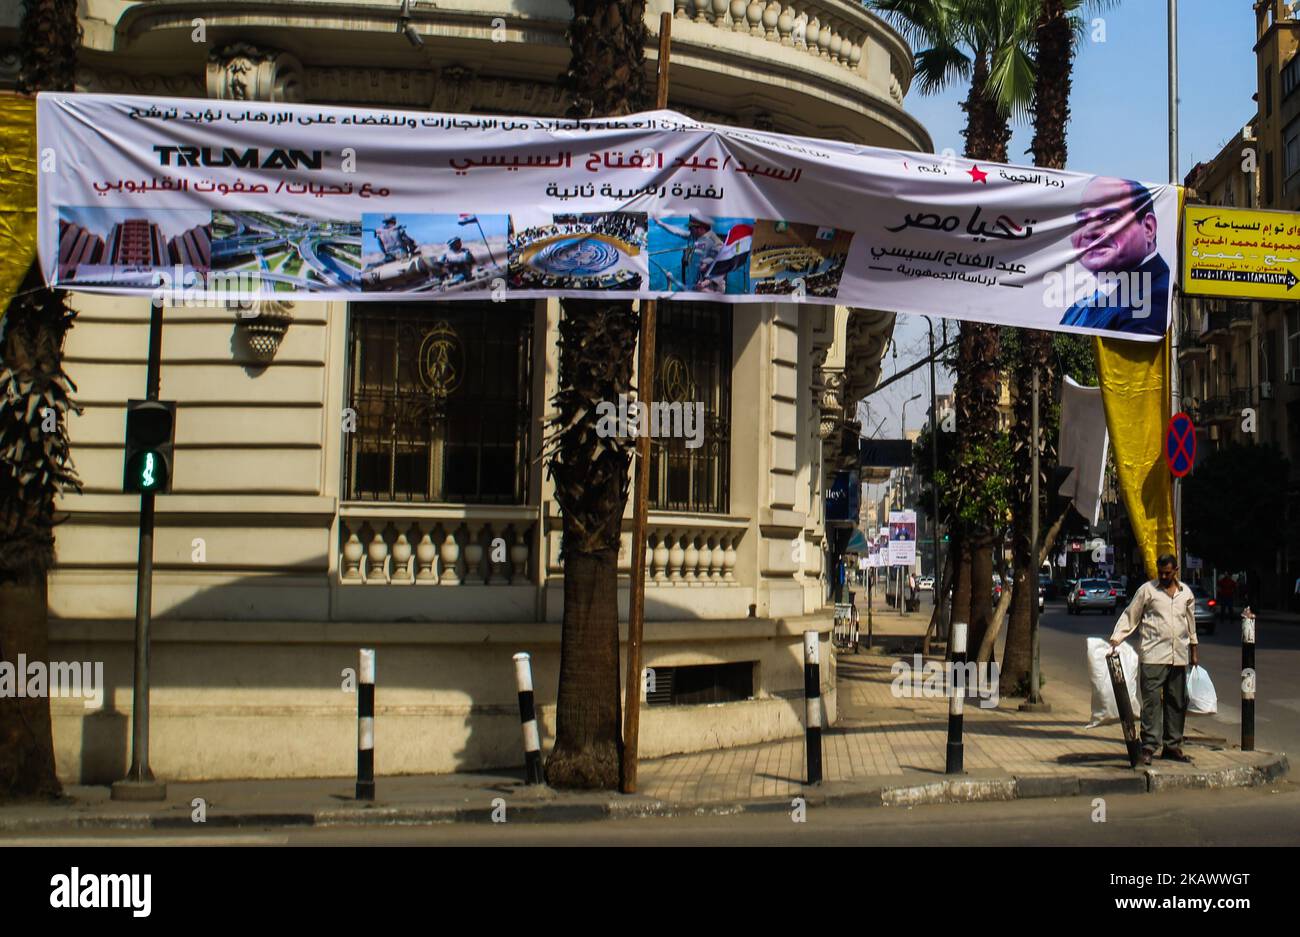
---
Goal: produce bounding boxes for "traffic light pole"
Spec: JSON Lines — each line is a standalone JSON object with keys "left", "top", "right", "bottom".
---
{"left": 112, "top": 297, "right": 166, "bottom": 801}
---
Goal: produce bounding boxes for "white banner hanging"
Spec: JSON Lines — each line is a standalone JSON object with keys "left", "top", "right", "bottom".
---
{"left": 37, "top": 93, "right": 1176, "bottom": 340}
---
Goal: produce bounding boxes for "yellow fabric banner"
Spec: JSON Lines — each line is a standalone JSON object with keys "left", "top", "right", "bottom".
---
{"left": 0, "top": 94, "right": 38, "bottom": 323}
{"left": 1094, "top": 332, "right": 1176, "bottom": 580}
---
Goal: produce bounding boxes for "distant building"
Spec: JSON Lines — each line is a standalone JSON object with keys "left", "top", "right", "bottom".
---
{"left": 169, "top": 223, "right": 212, "bottom": 272}
{"left": 107, "top": 218, "right": 167, "bottom": 267}
{"left": 56, "top": 219, "right": 104, "bottom": 280}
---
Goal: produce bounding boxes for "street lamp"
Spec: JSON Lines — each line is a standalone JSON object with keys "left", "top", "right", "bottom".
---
{"left": 895, "top": 392, "right": 922, "bottom": 612}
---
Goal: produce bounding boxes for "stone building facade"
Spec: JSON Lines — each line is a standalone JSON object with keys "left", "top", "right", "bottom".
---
{"left": 1, "top": 0, "right": 930, "bottom": 780}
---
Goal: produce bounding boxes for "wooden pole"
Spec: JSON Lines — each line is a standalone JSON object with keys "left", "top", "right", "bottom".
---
{"left": 621, "top": 12, "right": 672, "bottom": 795}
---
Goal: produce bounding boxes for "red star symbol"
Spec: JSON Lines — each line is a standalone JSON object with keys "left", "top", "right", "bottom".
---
{"left": 967, "top": 164, "right": 988, "bottom": 184}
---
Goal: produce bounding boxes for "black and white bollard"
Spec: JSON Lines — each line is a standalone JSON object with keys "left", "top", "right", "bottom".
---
{"left": 356, "top": 648, "right": 375, "bottom": 801}
{"left": 803, "top": 630, "right": 822, "bottom": 785}
{"left": 513, "top": 652, "right": 544, "bottom": 785}
{"left": 946, "top": 622, "right": 966, "bottom": 775}
{"left": 1241, "top": 609, "right": 1256, "bottom": 752}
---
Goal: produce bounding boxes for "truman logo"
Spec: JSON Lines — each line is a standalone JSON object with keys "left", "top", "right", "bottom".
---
{"left": 50, "top": 868, "right": 151, "bottom": 918}
{"left": 153, "top": 144, "right": 324, "bottom": 170}
{"left": 0, "top": 655, "right": 104, "bottom": 709}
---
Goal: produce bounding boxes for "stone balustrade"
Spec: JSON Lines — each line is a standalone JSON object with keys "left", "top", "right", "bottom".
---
{"left": 339, "top": 511, "right": 534, "bottom": 586}
{"left": 643, "top": 520, "right": 745, "bottom": 586}
{"left": 672, "top": 0, "right": 869, "bottom": 72}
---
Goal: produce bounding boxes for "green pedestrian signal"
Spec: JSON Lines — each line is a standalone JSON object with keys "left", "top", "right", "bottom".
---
{"left": 123, "top": 400, "right": 176, "bottom": 494}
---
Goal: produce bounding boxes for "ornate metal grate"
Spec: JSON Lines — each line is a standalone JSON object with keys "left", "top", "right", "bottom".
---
{"left": 649, "top": 301, "right": 732, "bottom": 514}
{"left": 343, "top": 301, "right": 533, "bottom": 503}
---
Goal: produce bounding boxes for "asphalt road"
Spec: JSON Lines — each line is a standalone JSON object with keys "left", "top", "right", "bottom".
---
{"left": 4, "top": 782, "right": 1297, "bottom": 846}
{"left": 1033, "top": 601, "right": 1300, "bottom": 758}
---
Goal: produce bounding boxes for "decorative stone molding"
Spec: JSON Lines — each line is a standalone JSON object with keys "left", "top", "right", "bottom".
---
{"left": 815, "top": 369, "right": 844, "bottom": 440}
{"left": 207, "top": 43, "right": 304, "bottom": 103}
{"left": 235, "top": 300, "right": 295, "bottom": 362}
{"left": 430, "top": 65, "right": 477, "bottom": 113}
{"left": 842, "top": 307, "right": 895, "bottom": 403}
{"left": 74, "top": 68, "right": 204, "bottom": 97}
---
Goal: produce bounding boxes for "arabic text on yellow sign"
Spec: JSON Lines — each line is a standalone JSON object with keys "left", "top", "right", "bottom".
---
{"left": 1183, "top": 204, "right": 1300, "bottom": 300}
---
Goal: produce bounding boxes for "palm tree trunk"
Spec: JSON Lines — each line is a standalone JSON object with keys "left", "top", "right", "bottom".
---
{"left": 0, "top": 2, "right": 83, "bottom": 800}
{"left": 1003, "top": 0, "right": 1074, "bottom": 692}
{"left": 545, "top": 298, "right": 639, "bottom": 788}
{"left": 544, "top": 1, "right": 649, "bottom": 789}
{"left": 0, "top": 577, "right": 60, "bottom": 798}
{"left": 951, "top": 50, "right": 1007, "bottom": 656}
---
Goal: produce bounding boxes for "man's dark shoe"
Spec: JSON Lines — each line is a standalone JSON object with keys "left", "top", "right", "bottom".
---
{"left": 1140, "top": 749, "right": 1153, "bottom": 766}
{"left": 1160, "top": 747, "right": 1192, "bottom": 763}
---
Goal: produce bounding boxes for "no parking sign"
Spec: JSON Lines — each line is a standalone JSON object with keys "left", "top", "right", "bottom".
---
{"left": 1165, "top": 412, "right": 1196, "bottom": 477}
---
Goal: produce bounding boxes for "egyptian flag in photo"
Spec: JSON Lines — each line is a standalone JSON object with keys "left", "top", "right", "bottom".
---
{"left": 705, "top": 222, "right": 753, "bottom": 278}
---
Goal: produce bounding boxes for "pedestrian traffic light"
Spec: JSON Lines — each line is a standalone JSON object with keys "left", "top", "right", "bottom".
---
{"left": 123, "top": 400, "right": 176, "bottom": 494}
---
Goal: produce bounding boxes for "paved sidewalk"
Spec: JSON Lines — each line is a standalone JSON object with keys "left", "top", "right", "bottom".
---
{"left": 0, "top": 607, "right": 1287, "bottom": 832}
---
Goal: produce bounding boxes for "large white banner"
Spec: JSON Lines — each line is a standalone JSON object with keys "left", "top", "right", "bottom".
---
{"left": 37, "top": 93, "right": 1177, "bottom": 341}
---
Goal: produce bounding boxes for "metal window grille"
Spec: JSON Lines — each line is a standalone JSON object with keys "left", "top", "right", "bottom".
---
{"left": 343, "top": 301, "right": 533, "bottom": 503}
{"left": 645, "top": 662, "right": 754, "bottom": 707}
{"left": 649, "top": 301, "right": 732, "bottom": 514}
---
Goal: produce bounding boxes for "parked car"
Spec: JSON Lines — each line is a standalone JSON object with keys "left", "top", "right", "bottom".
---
{"left": 1066, "top": 578, "right": 1118, "bottom": 615}
{"left": 918, "top": 576, "right": 935, "bottom": 591}
{"left": 1190, "top": 584, "right": 1216, "bottom": 636}
{"left": 1037, "top": 581, "right": 1045, "bottom": 613}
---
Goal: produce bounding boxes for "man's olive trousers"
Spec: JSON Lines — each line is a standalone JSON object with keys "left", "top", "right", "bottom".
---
{"left": 1139, "top": 664, "right": 1188, "bottom": 752}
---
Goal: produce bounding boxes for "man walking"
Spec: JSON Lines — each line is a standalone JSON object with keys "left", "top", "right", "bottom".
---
{"left": 1109, "top": 554, "right": 1198, "bottom": 765}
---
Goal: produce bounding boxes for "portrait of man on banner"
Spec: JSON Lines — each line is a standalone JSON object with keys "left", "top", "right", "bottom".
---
{"left": 1057, "top": 176, "right": 1170, "bottom": 337}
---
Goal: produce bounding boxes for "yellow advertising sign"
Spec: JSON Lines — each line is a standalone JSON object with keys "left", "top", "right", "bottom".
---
{"left": 1183, "top": 204, "right": 1300, "bottom": 300}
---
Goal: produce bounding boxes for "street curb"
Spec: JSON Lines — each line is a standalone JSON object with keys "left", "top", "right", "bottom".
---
{"left": 0, "top": 754, "right": 1287, "bottom": 833}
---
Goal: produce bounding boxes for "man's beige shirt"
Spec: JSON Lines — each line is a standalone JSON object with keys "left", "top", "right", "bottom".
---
{"left": 1109, "top": 580, "right": 1198, "bottom": 665}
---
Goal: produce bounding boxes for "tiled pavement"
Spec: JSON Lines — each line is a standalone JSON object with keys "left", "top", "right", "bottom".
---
{"left": 634, "top": 598, "right": 1264, "bottom": 804}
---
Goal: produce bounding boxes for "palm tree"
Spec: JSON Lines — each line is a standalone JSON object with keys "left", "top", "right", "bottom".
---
{"left": 543, "top": 0, "right": 648, "bottom": 789}
{"left": 0, "top": 0, "right": 83, "bottom": 801}
{"left": 871, "top": 0, "right": 1036, "bottom": 654}
{"left": 1001, "top": 0, "right": 1110, "bottom": 694}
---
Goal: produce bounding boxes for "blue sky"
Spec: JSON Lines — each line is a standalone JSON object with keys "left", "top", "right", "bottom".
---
{"left": 866, "top": 0, "right": 1259, "bottom": 452}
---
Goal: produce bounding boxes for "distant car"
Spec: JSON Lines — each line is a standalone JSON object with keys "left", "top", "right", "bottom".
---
{"left": 1037, "top": 581, "right": 1045, "bottom": 613}
{"left": 992, "top": 574, "right": 1003, "bottom": 601}
{"left": 918, "top": 577, "right": 935, "bottom": 591}
{"left": 1190, "top": 584, "right": 1216, "bottom": 636}
{"left": 1067, "top": 578, "right": 1118, "bottom": 615}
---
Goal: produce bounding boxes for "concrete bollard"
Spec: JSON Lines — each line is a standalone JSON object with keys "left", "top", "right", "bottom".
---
{"left": 356, "top": 648, "right": 375, "bottom": 801}
{"left": 803, "top": 630, "right": 822, "bottom": 785}
{"left": 946, "top": 622, "right": 966, "bottom": 775}
{"left": 513, "top": 652, "right": 544, "bottom": 785}
{"left": 1241, "top": 609, "right": 1256, "bottom": 752}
